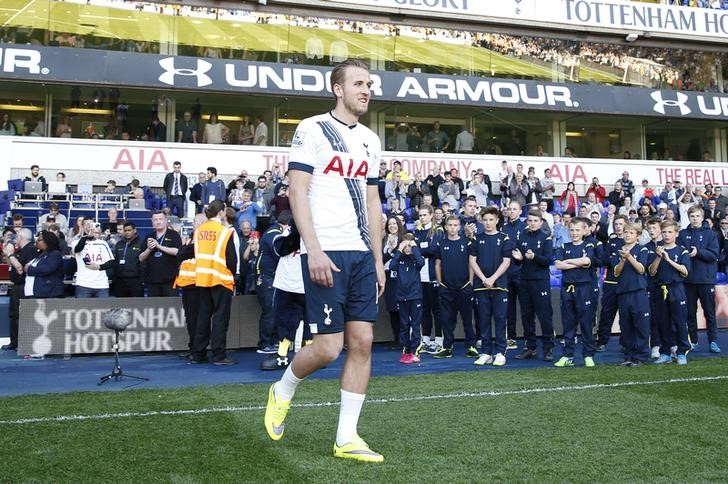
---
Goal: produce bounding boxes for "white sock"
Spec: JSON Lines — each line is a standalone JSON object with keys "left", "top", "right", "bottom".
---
{"left": 336, "top": 389, "right": 365, "bottom": 446}
{"left": 434, "top": 336, "right": 443, "bottom": 346}
{"left": 274, "top": 365, "right": 303, "bottom": 401}
{"left": 422, "top": 336, "right": 431, "bottom": 345}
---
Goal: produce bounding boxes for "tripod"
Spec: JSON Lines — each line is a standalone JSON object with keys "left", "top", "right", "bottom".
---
{"left": 98, "top": 329, "right": 149, "bottom": 385}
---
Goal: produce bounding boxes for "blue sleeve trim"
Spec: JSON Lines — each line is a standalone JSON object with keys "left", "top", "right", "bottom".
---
{"left": 367, "top": 177, "right": 379, "bottom": 186}
{"left": 288, "top": 162, "right": 314, "bottom": 174}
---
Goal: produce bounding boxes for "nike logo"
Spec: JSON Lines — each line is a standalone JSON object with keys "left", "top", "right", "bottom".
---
{"left": 273, "top": 423, "right": 284, "bottom": 435}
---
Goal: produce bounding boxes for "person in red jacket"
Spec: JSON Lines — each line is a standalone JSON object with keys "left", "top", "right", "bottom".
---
{"left": 560, "top": 182, "right": 580, "bottom": 215}
{"left": 585, "top": 177, "right": 607, "bottom": 204}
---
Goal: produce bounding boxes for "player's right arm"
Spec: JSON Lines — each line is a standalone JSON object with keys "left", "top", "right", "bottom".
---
{"left": 288, "top": 169, "right": 340, "bottom": 287}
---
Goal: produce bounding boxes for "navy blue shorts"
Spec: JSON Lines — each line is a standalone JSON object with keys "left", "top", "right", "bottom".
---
{"left": 301, "top": 250, "right": 378, "bottom": 334}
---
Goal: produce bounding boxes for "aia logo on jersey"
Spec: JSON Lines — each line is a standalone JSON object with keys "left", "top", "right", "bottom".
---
{"left": 323, "top": 156, "right": 368, "bottom": 179}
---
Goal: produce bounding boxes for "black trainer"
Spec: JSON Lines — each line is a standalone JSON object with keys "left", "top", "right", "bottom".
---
{"left": 515, "top": 348, "right": 537, "bottom": 360}
{"left": 212, "top": 357, "right": 238, "bottom": 366}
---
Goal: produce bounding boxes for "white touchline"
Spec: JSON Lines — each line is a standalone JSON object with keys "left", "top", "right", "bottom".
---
{"left": 1, "top": 375, "right": 726, "bottom": 426}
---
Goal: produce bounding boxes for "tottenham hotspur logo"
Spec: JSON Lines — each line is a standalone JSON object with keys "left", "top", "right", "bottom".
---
{"left": 651, "top": 91, "right": 691, "bottom": 116}
{"left": 158, "top": 57, "right": 213, "bottom": 87}
{"left": 323, "top": 304, "right": 333, "bottom": 326}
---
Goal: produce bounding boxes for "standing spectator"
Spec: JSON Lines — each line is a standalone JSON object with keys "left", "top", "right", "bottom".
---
{"left": 508, "top": 172, "right": 530, "bottom": 208}
{"left": 551, "top": 213, "right": 570, "bottom": 249}
{"left": 56, "top": 116, "right": 73, "bottom": 138}
{"left": 382, "top": 215, "right": 404, "bottom": 343}
{"left": 525, "top": 167, "right": 541, "bottom": 206}
{"left": 253, "top": 175, "right": 275, "bottom": 216}
{"left": 254, "top": 115, "right": 268, "bottom": 145}
{"left": 677, "top": 189, "right": 699, "bottom": 229}
{"left": 269, "top": 184, "right": 291, "bottom": 221}
{"left": 23, "top": 164, "right": 47, "bottom": 192}
{"left": 190, "top": 200, "right": 238, "bottom": 365}
{"left": 145, "top": 116, "right": 166, "bottom": 142}
{"left": 174, "top": 217, "right": 205, "bottom": 357}
{"left": 139, "top": 211, "right": 182, "bottom": 296}
{"left": 163, "top": 161, "right": 188, "bottom": 218}
{"left": 201, "top": 167, "right": 226, "bottom": 208}
{"left": 176, "top": 111, "right": 198, "bottom": 143}
{"left": 454, "top": 126, "right": 475, "bottom": 153}
{"left": 437, "top": 172, "right": 460, "bottom": 210}
{"left": 2, "top": 228, "right": 36, "bottom": 350}
{"left": 23, "top": 230, "right": 64, "bottom": 298}
{"left": 72, "top": 222, "right": 114, "bottom": 298}
{"left": 37, "top": 202, "right": 68, "bottom": 233}
{"left": 585, "top": 177, "right": 607, "bottom": 204}
{"left": 563, "top": 146, "right": 576, "bottom": 157}
{"left": 608, "top": 181, "right": 627, "bottom": 207}
{"left": 560, "top": 182, "right": 580, "bottom": 215}
{"left": 384, "top": 160, "right": 410, "bottom": 183}
{"left": 189, "top": 172, "right": 206, "bottom": 214}
{"left": 618, "top": 171, "right": 635, "bottom": 198}
{"left": 0, "top": 113, "right": 17, "bottom": 136}
{"left": 713, "top": 186, "right": 728, "bottom": 214}
{"left": 235, "top": 189, "right": 263, "bottom": 230}
{"left": 424, "top": 121, "right": 450, "bottom": 152}
{"left": 468, "top": 173, "right": 489, "bottom": 208}
{"left": 426, "top": 168, "right": 445, "bottom": 206}
{"left": 407, "top": 173, "right": 430, "bottom": 209}
{"left": 540, "top": 168, "right": 556, "bottom": 211}
{"left": 385, "top": 172, "right": 407, "bottom": 209}
{"left": 238, "top": 116, "right": 254, "bottom": 144}
{"left": 94, "top": 222, "right": 145, "bottom": 297}
{"left": 202, "top": 113, "right": 230, "bottom": 144}
{"left": 503, "top": 129, "right": 525, "bottom": 156}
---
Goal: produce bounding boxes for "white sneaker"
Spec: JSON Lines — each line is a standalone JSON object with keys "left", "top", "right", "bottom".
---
{"left": 474, "top": 354, "right": 493, "bottom": 366}
{"left": 650, "top": 346, "right": 660, "bottom": 359}
{"left": 492, "top": 353, "right": 506, "bottom": 366}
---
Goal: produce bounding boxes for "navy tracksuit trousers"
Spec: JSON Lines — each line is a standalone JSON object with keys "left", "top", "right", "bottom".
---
{"left": 475, "top": 290, "right": 508, "bottom": 356}
{"left": 398, "top": 299, "right": 423, "bottom": 354}
{"left": 440, "top": 284, "right": 476, "bottom": 349}
{"left": 519, "top": 279, "right": 554, "bottom": 351}
{"left": 617, "top": 289, "right": 651, "bottom": 362}
{"left": 420, "top": 282, "right": 442, "bottom": 340}
{"left": 560, "top": 283, "right": 596, "bottom": 358}
{"left": 685, "top": 284, "right": 718, "bottom": 344}
{"left": 655, "top": 284, "right": 690, "bottom": 356}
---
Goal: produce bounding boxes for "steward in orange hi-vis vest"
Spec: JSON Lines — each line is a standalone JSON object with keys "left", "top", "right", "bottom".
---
{"left": 174, "top": 258, "right": 196, "bottom": 288}
{"left": 194, "top": 219, "right": 235, "bottom": 291}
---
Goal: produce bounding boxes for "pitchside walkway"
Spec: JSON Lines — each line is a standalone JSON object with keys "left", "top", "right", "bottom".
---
{"left": 0, "top": 332, "right": 726, "bottom": 397}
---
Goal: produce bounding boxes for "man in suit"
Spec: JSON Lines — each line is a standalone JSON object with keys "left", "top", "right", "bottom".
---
{"left": 163, "top": 161, "right": 189, "bottom": 218}
{"left": 704, "top": 198, "right": 723, "bottom": 228}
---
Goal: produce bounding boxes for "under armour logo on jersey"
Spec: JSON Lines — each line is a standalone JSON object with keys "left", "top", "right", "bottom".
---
{"left": 644, "top": 313, "right": 650, "bottom": 318}
{"left": 680, "top": 301, "right": 686, "bottom": 306}
{"left": 323, "top": 304, "right": 333, "bottom": 325}
{"left": 497, "top": 238, "right": 501, "bottom": 246}
{"left": 503, "top": 298, "right": 508, "bottom": 303}
{"left": 585, "top": 300, "right": 591, "bottom": 305}
{"left": 363, "top": 143, "right": 370, "bottom": 157}
{"left": 651, "top": 91, "right": 691, "bottom": 116}
{"left": 541, "top": 291, "right": 548, "bottom": 297}
{"left": 537, "top": 240, "right": 542, "bottom": 248}
{"left": 158, "top": 57, "right": 213, "bottom": 87}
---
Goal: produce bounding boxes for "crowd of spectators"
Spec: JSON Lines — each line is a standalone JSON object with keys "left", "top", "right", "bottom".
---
{"left": 1, "top": 0, "right": 725, "bottom": 93}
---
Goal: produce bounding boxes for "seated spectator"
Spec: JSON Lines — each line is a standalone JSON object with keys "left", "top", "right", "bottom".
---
{"left": 72, "top": 220, "right": 114, "bottom": 298}
{"left": 67, "top": 216, "right": 85, "bottom": 242}
{"left": 235, "top": 189, "right": 262, "bottom": 230}
{"left": 37, "top": 202, "right": 68, "bottom": 233}
{"left": 551, "top": 212, "right": 571, "bottom": 248}
{"left": 639, "top": 188, "right": 660, "bottom": 207}
{"left": 387, "top": 197, "right": 408, "bottom": 222}
{"left": 538, "top": 200, "right": 554, "bottom": 234}
{"left": 11, "top": 214, "right": 24, "bottom": 233}
{"left": 704, "top": 198, "right": 723, "bottom": 226}
{"left": 24, "top": 230, "right": 64, "bottom": 298}
{"left": 583, "top": 192, "right": 603, "bottom": 216}
{"left": 659, "top": 181, "right": 677, "bottom": 206}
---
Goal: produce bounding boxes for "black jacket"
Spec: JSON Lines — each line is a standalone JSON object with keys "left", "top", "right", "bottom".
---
{"left": 163, "top": 172, "right": 188, "bottom": 197}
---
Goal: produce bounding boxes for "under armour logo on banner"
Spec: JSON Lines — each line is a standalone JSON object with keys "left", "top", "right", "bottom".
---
{"left": 158, "top": 57, "right": 213, "bottom": 87}
{"left": 651, "top": 91, "right": 691, "bottom": 116}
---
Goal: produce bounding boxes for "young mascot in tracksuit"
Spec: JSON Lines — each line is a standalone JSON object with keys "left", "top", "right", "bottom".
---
{"left": 582, "top": 218, "right": 603, "bottom": 330}
{"left": 414, "top": 205, "right": 445, "bottom": 353}
{"left": 612, "top": 222, "right": 651, "bottom": 366}
{"left": 554, "top": 218, "right": 597, "bottom": 367}
{"left": 469, "top": 206, "right": 512, "bottom": 367}
{"left": 502, "top": 200, "right": 526, "bottom": 350}
{"left": 595, "top": 215, "right": 626, "bottom": 351}
{"left": 513, "top": 208, "right": 555, "bottom": 362}
{"left": 261, "top": 221, "right": 314, "bottom": 371}
{"left": 678, "top": 206, "right": 722, "bottom": 354}
{"left": 433, "top": 215, "right": 479, "bottom": 359}
{"left": 649, "top": 220, "right": 691, "bottom": 365}
{"left": 391, "top": 233, "right": 425, "bottom": 364}
{"left": 644, "top": 218, "right": 665, "bottom": 358}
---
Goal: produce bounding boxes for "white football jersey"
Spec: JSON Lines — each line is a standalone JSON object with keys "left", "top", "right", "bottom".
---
{"left": 288, "top": 112, "right": 381, "bottom": 253}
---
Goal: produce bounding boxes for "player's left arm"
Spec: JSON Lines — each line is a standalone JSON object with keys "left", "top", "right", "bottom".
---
{"left": 367, "top": 184, "right": 385, "bottom": 297}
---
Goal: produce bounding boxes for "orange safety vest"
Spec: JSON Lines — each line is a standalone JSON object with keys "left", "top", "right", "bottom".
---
{"left": 194, "top": 219, "right": 235, "bottom": 291}
{"left": 173, "top": 257, "right": 197, "bottom": 288}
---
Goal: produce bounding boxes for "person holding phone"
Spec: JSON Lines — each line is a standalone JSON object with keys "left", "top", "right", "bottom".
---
{"left": 72, "top": 220, "right": 114, "bottom": 298}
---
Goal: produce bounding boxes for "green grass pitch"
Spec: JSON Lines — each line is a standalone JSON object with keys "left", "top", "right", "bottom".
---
{"left": 1, "top": 358, "right": 727, "bottom": 482}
